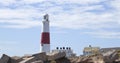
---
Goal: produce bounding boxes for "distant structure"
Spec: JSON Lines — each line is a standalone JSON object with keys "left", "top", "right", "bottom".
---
{"left": 41, "top": 14, "right": 50, "bottom": 53}
{"left": 52, "top": 47, "right": 76, "bottom": 57}
{"left": 83, "top": 45, "right": 100, "bottom": 56}
{"left": 101, "top": 47, "right": 120, "bottom": 53}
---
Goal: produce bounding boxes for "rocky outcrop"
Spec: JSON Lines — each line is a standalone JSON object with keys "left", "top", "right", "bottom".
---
{"left": 19, "top": 52, "right": 47, "bottom": 63}
{"left": 0, "top": 50, "right": 120, "bottom": 63}
{"left": 48, "top": 52, "right": 66, "bottom": 60}
{"left": 0, "top": 54, "right": 17, "bottom": 63}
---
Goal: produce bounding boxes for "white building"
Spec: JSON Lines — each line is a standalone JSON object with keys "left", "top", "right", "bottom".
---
{"left": 83, "top": 45, "right": 100, "bottom": 56}
{"left": 52, "top": 47, "right": 76, "bottom": 58}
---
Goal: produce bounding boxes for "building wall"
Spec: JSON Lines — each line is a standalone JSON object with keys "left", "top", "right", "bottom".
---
{"left": 52, "top": 47, "right": 76, "bottom": 58}
{"left": 83, "top": 46, "right": 100, "bottom": 56}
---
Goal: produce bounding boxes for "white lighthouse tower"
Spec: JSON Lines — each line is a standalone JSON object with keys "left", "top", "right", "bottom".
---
{"left": 41, "top": 14, "right": 50, "bottom": 53}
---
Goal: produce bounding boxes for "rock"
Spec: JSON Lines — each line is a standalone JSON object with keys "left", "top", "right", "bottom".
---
{"left": 32, "top": 52, "right": 47, "bottom": 61}
{"left": 12, "top": 56, "right": 24, "bottom": 62}
{"left": 55, "top": 57, "right": 71, "bottom": 63}
{"left": 19, "top": 52, "right": 47, "bottom": 63}
{"left": 12, "top": 56, "right": 21, "bottom": 60}
{"left": 19, "top": 57, "right": 34, "bottom": 63}
{"left": 31, "top": 60, "right": 43, "bottom": 63}
{"left": 48, "top": 52, "right": 66, "bottom": 60}
{"left": 0, "top": 54, "right": 17, "bottom": 63}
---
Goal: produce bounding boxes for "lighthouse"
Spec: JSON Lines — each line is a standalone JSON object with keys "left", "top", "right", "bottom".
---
{"left": 41, "top": 14, "right": 50, "bottom": 53}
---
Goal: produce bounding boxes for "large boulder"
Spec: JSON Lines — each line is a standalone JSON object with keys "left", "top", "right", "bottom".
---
{"left": 12, "top": 56, "right": 24, "bottom": 62}
{"left": 19, "top": 52, "right": 47, "bottom": 63}
{"left": 48, "top": 52, "right": 66, "bottom": 60}
{"left": 0, "top": 54, "right": 17, "bottom": 63}
{"left": 55, "top": 57, "right": 71, "bottom": 63}
{"left": 32, "top": 52, "right": 47, "bottom": 61}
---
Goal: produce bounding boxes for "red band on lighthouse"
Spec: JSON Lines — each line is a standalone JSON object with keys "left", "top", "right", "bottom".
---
{"left": 41, "top": 32, "right": 50, "bottom": 44}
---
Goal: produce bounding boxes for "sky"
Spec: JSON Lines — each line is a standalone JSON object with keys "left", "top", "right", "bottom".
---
{"left": 0, "top": 0, "right": 120, "bottom": 56}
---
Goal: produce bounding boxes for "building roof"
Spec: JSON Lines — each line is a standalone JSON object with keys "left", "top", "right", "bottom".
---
{"left": 101, "top": 47, "right": 120, "bottom": 51}
{"left": 84, "top": 47, "right": 100, "bottom": 52}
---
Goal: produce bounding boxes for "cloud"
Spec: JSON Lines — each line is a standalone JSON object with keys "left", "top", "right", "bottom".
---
{"left": 0, "top": 0, "right": 16, "bottom": 5}
{"left": 0, "top": 0, "right": 120, "bottom": 38}
{"left": 0, "top": 8, "right": 44, "bottom": 18}
{"left": 1, "top": 0, "right": 118, "bottom": 29}
{"left": 22, "top": 0, "right": 44, "bottom": 4}
{"left": 84, "top": 31, "right": 120, "bottom": 39}
{"left": 47, "top": 0, "right": 106, "bottom": 5}
{"left": 50, "top": 11, "right": 118, "bottom": 29}
{"left": 0, "top": 0, "right": 105, "bottom": 5}
{"left": 0, "top": 8, "right": 42, "bottom": 28}
{"left": 110, "top": 0, "right": 120, "bottom": 11}
{"left": 0, "top": 19, "right": 41, "bottom": 29}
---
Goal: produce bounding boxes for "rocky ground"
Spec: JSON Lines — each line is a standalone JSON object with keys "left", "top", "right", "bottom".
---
{"left": 0, "top": 50, "right": 120, "bottom": 63}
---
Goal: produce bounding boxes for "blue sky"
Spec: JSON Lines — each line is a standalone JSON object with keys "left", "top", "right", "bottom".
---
{"left": 0, "top": 0, "right": 120, "bottom": 56}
